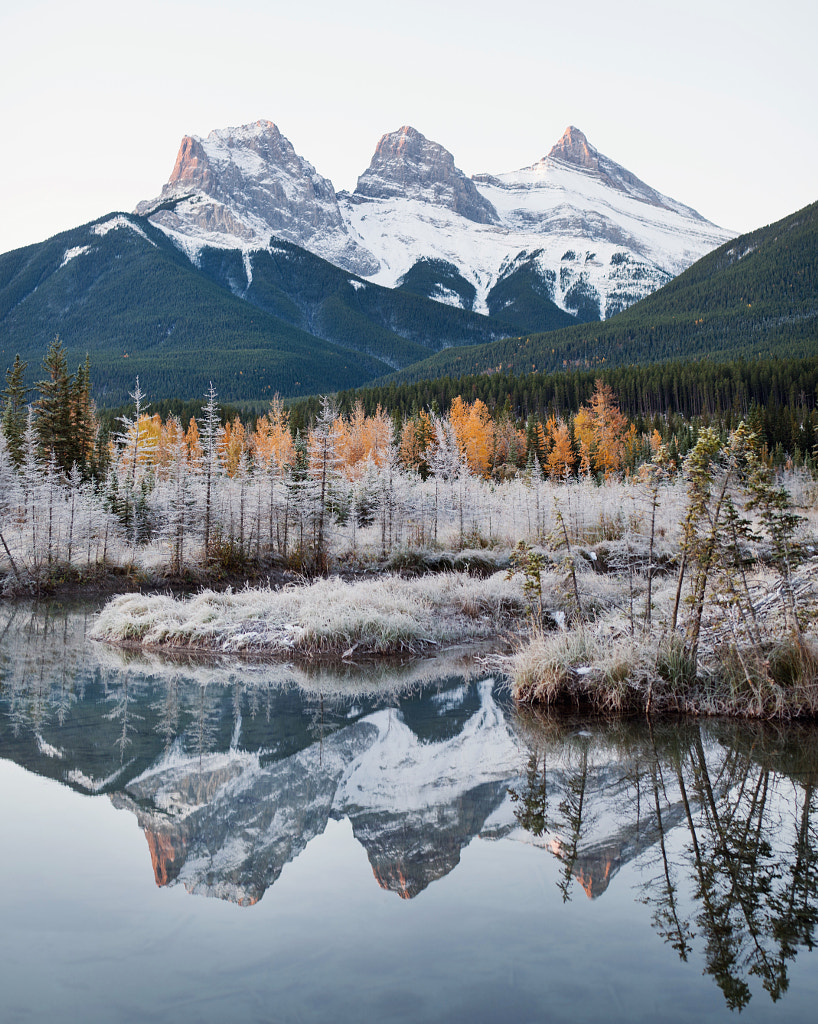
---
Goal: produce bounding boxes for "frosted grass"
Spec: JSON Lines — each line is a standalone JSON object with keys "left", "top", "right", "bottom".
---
{"left": 90, "top": 572, "right": 525, "bottom": 657}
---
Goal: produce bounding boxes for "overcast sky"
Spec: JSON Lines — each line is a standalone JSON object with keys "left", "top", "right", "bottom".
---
{"left": 2, "top": 0, "right": 815, "bottom": 254}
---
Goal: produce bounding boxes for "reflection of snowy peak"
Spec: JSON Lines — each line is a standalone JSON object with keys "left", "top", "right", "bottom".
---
{"left": 116, "top": 680, "right": 520, "bottom": 905}
{"left": 136, "top": 121, "right": 733, "bottom": 324}
{"left": 338, "top": 682, "right": 520, "bottom": 897}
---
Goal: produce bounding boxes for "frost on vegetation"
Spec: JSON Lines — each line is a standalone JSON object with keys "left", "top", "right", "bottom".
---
{"left": 508, "top": 432, "right": 818, "bottom": 719}
{"left": 91, "top": 571, "right": 525, "bottom": 658}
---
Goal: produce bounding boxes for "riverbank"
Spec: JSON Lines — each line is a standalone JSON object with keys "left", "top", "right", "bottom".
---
{"left": 89, "top": 552, "right": 818, "bottom": 719}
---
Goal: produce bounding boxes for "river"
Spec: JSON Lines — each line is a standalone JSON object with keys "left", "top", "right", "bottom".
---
{"left": 1, "top": 600, "right": 817, "bottom": 1022}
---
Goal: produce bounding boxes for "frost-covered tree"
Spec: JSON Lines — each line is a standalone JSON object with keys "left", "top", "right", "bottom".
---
{"left": 199, "top": 383, "right": 223, "bottom": 559}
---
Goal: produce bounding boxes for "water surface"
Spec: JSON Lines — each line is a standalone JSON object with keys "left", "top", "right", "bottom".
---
{"left": 1, "top": 601, "right": 818, "bottom": 1023}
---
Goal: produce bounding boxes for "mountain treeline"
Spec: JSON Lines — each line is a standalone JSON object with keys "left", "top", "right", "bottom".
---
{"left": 383, "top": 200, "right": 818, "bottom": 385}
{"left": 287, "top": 354, "right": 818, "bottom": 464}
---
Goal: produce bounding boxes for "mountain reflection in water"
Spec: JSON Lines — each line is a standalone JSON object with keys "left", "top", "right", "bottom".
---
{"left": 1, "top": 601, "right": 817, "bottom": 1012}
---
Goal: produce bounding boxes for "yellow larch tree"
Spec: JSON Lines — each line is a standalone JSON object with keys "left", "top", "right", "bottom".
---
{"left": 589, "top": 380, "right": 629, "bottom": 478}
{"left": 335, "top": 401, "right": 393, "bottom": 478}
{"left": 220, "top": 417, "right": 247, "bottom": 477}
{"left": 448, "top": 396, "right": 495, "bottom": 478}
{"left": 572, "top": 407, "right": 595, "bottom": 476}
{"left": 185, "top": 416, "right": 202, "bottom": 464}
{"left": 252, "top": 397, "right": 294, "bottom": 472}
{"left": 546, "top": 421, "right": 576, "bottom": 479}
{"left": 398, "top": 410, "right": 436, "bottom": 475}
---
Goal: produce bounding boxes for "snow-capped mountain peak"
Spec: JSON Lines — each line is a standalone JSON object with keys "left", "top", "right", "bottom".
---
{"left": 547, "top": 125, "right": 600, "bottom": 171}
{"left": 352, "top": 125, "right": 499, "bottom": 225}
{"left": 135, "top": 119, "right": 379, "bottom": 275}
{"left": 136, "top": 119, "right": 734, "bottom": 324}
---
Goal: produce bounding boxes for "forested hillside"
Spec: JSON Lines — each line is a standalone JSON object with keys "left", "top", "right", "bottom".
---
{"left": 384, "top": 201, "right": 818, "bottom": 383}
{"left": 0, "top": 215, "right": 518, "bottom": 405}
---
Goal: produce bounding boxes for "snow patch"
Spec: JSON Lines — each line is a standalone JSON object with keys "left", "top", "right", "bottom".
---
{"left": 431, "top": 285, "right": 466, "bottom": 310}
{"left": 93, "top": 216, "right": 156, "bottom": 246}
{"left": 66, "top": 763, "right": 131, "bottom": 793}
{"left": 431, "top": 683, "right": 468, "bottom": 712}
{"left": 349, "top": 279, "right": 366, "bottom": 291}
{"left": 35, "top": 734, "right": 63, "bottom": 759}
{"left": 60, "top": 245, "right": 90, "bottom": 268}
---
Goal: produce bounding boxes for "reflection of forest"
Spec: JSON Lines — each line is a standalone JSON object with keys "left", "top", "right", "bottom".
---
{"left": 509, "top": 710, "right": 818, "bottom": 1010}
{"left": 2, "top": 602, "right": 818, "bottom": 1010}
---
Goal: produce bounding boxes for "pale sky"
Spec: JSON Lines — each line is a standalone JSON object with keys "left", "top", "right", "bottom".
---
{"left": 2, "top": 0, "right": 816, "bottom": 254}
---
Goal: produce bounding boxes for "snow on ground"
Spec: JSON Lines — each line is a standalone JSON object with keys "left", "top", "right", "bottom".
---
{"left": 92, "top": 216, "right": 156, "bottom": 245}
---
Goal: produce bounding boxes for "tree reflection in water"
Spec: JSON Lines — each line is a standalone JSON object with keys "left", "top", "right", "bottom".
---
{"left": 510, "top": 711, "right": 818, "bottom": 1010}
{"left": 2, "top": 602, "right": 818, "bottom": 1010}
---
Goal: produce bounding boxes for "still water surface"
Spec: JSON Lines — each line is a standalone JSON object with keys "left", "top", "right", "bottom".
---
{"left": 1, "top": 601, "right": 818, "bottom": 1023}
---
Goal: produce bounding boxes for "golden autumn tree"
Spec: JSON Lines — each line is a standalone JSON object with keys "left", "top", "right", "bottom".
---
{"left": 335, "top": 401, "right": 393, "bottom": 478}
{"left": 570, "top": 381, "right": 632, "bottom": 478}
{"left": 546, "top": 421, "right": 576, "bottom": 479}
{"left": 399, "top": 410, "right": 436, "bottom": 476}
{"left": 220, "top": 417, "right": 247, "bottom": 477}
{"left": 572, "top": 407, "right": 595, "bottom": 475}
{"left": 154, "top": 415, "right": 185, "bottom": 478}
{"left": 589, "top": 380, "right": 629, "bottom": 478}
{"left": 185, "top": 416, "right": 202, "bottom": 464}
{"left": 252, "top": 397, "right": 294, "bottom": 472}
{"left": 448, "top": 396, "right": 495, "bottom": 478}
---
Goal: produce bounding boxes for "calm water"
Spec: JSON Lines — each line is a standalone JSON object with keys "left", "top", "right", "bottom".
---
{"left": 2, "top": 601, "right": 818, "bottom": 1024}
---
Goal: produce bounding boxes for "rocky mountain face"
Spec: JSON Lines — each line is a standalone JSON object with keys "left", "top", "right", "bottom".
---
{"left": 136, "top": 120, "right": 378, "bottom": 276}
{"left": 136, "top": 121, "right": 734, "bottom": 325}
{"left": 352, "top": 125, "right": 499, "bottom": 225}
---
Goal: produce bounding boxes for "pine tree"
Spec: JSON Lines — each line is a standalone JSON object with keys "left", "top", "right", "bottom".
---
{"left": 1, "top": 354, "right": 28, "bottom": 467}
{"left": 199, "top": 383, "right": 223, "bottom": 559}
{"left": 33, "top": 338, "right": 73, "bottom": 472}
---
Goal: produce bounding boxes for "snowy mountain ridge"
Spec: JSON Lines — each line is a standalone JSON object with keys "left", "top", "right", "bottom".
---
{"left": 136, "top": 120, "right": 734, "bottom": 322}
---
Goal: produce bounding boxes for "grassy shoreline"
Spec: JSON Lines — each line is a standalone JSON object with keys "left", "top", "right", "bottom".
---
{"left": 89, "top": 571, "right": 525, "bottom": 659}
{"left": 87, "top": 552, "right": 818, "bottom": 720}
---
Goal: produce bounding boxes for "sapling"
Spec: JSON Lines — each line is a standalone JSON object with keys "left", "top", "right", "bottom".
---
{"left": 507, "top": 540, "right": 547, "bottom": 628}
{"left": 745, "top": 448, "right": 805, "bottom": 638}
{"left": 551, "top": 498, "right": 584, "bottom": 635}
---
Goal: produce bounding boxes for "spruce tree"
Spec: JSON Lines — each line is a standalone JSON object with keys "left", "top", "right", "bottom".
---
{"left": 33, "top": 337, "right": 73, "bottom": 473}
{"left": 1, "top": 354, "right": 29, "bottom": 467}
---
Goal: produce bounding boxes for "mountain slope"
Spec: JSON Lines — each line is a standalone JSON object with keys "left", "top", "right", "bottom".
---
{"left": 341, "top": 124, "right": 732, "bottom": 317}
{"left": 381, "top": 200, "right": 818, "bottom": 384}
{"left": 0, "top": 215, "right": 392, "bottom": 404}
{"left": 0, "top": 214, "right": 523, "bottom": 403}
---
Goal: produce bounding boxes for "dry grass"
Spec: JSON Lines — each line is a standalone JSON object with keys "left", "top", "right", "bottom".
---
{"left": 512, "top": 626, "right": 818, "bottom": 720}
{"left": 90, "top": 571, "right": 525, "bottom": 658}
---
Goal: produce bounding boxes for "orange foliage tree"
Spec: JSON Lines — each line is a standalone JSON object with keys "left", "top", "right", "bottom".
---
{"left": 546, "top": 421, "right": 576, "bottom": 479}
{"left": 252, "top": 397, "right": 295, "bottom": 473}
{"left": 448, "top": 396, "right": 495, "bottom": 478}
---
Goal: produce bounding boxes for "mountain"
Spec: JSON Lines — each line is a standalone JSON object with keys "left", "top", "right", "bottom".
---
{"left": 0, "top": 214, "right": 519, "bottom": 405}
{"left": 0, "top": 119, "right": 736, "bottom": 403}
{"left": 379, "top": 199, "right": 818, "bottom": 385}
{"left": 135, "top": 120, "right": 378, "bottom": 277}
{"left": 138, "top": 120, "right": 731, "bottom": 326}
{"left": 343, "top": 124, "right": 731, "bottom": 322}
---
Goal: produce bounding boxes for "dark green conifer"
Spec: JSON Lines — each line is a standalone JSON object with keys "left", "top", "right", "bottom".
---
{"left": 1, "top": 354, "right": 29, "bottom": 467}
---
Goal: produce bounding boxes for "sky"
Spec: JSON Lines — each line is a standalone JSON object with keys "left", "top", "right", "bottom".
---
{"left": 1, "top": 0, "right": 816, "bottom": 254}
